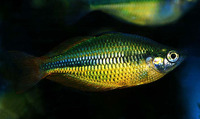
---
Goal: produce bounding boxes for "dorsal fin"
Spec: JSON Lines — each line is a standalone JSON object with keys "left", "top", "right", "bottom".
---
{"left": 45, "top": 36, "right": 92, "bottom": 57}
{"left": 44, "top": 32, "right": 123, "bottom": 57}
{"left": 93, "top": 31, "right": 120, "bottom": 37}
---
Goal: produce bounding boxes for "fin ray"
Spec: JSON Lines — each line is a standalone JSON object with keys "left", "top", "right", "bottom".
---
{"left": 45, "top": 36, "right": 91, "bottom": 57}
{"left": 5, "top": 51, "right": 45, "bottom": 93}
{"left": 46, "top": 73, "right": 115, "bottom": 92}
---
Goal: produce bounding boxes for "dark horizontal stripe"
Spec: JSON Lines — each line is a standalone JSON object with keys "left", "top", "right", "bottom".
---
{"left": 42, "top": 54, "right": 146, "bottom": 70}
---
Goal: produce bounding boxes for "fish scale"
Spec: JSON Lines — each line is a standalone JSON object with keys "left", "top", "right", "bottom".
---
{"left": 39, "top": 33, "right": 168, "bottom": 91}
{"left": 4, "top": 32, "right": 183, "bottom": 92}
{"left": 87, "top": 0, "right": 197, "bottom": 26}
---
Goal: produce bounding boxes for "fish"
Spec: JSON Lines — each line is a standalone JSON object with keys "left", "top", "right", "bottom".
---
{"left": 0, "top": 79, "right": 44, "bottom": 119}
{"left": 5, "top": 32, "right": 185, "bottom": 92}
{"left": 0, "top": 90, "right": 44, "bottom": 119}
{"left": 60, "top": 0, "right": 197, "bottom": 26}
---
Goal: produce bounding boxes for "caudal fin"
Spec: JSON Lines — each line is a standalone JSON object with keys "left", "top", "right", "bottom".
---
{"left": 0, "top": 51, "right": 45, "bottom": 93}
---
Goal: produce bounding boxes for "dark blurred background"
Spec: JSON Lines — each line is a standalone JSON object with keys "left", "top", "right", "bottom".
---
{"left": 0, "top": 0, "right": 200, "bottom": 119}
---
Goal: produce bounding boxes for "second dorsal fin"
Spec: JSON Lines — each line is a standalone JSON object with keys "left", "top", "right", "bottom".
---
{"left": 45, "top": 36, "right": 92, "bottom": 57}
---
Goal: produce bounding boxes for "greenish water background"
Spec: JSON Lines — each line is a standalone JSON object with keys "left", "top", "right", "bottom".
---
{"left": 0, "top": 0, "right": 200, "bottom": 119}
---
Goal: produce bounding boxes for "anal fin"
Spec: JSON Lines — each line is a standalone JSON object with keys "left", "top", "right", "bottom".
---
{"left": 46, "top": 73, "right": 114, "bottom": 92}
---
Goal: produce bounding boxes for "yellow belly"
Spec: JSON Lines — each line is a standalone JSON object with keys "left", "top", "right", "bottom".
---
{"left": 46, "top": 60, "right": 164, "bottom": 91}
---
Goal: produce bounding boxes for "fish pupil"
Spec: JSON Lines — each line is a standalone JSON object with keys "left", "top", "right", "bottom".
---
{"left": 171, "top": 54, "right": 176, "bottom": 59}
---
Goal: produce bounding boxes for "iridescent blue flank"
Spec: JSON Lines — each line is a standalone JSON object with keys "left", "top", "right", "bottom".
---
{"left": 40, "top": 33, "right": 161, "bottom": 71}
{"left": 42, "top": 52, "right": 146, "bottom": 71}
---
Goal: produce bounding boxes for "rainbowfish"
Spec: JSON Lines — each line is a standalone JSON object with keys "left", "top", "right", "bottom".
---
{"left": 6, "top": 32, "right": 185, "bottom": 92}
{"left": 0, "top": 78, "right": 44, "bottom": 119}
{"left": 62, "top": 0, "right": 197, "bottom": 26}
{"left": 0, "top": 89, "right": 44, "bottom": 119}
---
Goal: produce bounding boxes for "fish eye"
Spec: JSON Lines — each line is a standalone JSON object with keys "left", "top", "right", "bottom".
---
{"left": 167, "top": 51, "right": 179, "bottom": 63}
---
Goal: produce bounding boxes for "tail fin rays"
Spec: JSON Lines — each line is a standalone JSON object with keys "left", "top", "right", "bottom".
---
{"left": 6, "top": 51, "right": 45, "bottom": 93}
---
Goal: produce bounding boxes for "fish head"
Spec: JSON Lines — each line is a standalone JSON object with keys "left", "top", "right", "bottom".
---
{"left": 146, "top": 49, "right": 185, "bottom": 74}
{"left": 155, "top": 0, "right": 197, "bottom": 25}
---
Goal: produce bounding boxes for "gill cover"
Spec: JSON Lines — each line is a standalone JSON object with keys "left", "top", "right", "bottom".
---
{"left": 146, "top": 50, "right": 180, "bottom": 73}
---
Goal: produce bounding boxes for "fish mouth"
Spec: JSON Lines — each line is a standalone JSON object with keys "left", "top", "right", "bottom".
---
{"left": 172, "top": 49, "right": 187, "bottom": 68}
{"left": 146, "top": 49, "right": 186, "bottom": 74}
{"left": 176, "top": 55, "right": 185, "bottom": 67}
{"left": 178, "top": 49, "right": 187, "bottom": 61}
